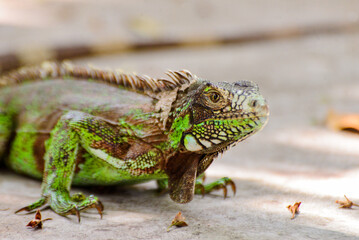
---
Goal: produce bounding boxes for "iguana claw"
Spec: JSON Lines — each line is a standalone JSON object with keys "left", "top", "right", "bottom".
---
{"left": 61, "top": 194, "right": 104, "bottom": 222}
{"left": 216, "top": 179, "right": 236, "bottom": 198}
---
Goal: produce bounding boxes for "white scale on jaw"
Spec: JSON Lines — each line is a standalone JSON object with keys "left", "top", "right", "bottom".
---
{"left": 210, "top": 139, "right": 222, "bottom": 144}
{"left": 184, "top": 134, "right": 203, "bottom": 151}
{"left": 199, "top": 138, "right": 212, "bottom": 148}
{"left": 184, "top": 132, "right": 231, "bottom": 151}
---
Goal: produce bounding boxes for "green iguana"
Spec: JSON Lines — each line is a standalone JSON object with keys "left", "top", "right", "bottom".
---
{"left": 0, "top": 61, "right": 269, "bottom": 221}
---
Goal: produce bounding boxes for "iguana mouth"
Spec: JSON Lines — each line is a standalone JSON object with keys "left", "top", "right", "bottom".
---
{"left": 219, "top": 103, "right": 270, "bottom": 120}
{"left": 183, "top": 112, "right": 269, "bottom": 154}
{"left": 197, "top": 131, "right": 255, "bottom": 154}
{"left": 215, "top": 110, "right": 269, "bottom": 121}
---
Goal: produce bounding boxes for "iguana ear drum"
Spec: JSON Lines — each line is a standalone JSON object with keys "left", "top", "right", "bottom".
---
{"left": 191, "top": 105, "right": 213, "bottom": 124}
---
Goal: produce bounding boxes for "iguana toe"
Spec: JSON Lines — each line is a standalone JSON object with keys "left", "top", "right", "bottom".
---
{"left": 15, "top": 197, "right": 47, "bottom": 214}
{"left": 53, "top": 194, "right": 103, "bottom": 222}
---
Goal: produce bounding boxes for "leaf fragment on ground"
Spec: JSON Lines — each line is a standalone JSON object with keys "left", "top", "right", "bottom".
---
{"left": 335, "top": 195, "right": 359, "bottom": 209}
{"left": 26, "top": 210, "right": 52, "bottom": 229}
{"left": 167, "top": 211, "right": 188, "bottom": 232}
{"left": 287, "top": 202, "right": 301, "bottom": 220}
{"left": 326, "top": 110, "right": 359, "bottom": 133}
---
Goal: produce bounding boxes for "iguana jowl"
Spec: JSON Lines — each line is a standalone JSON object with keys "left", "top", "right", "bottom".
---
{"left": 0, "top": 62, "right": 269, "bottom": 220}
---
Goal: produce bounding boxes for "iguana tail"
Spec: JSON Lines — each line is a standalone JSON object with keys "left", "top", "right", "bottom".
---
{"left": 0, "top": 61, "right": 195, "bottom": 96}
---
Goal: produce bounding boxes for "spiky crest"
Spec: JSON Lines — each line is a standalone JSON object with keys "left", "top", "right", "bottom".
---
{"left": 0, "top": 61, "right": 197, "bottom": 98}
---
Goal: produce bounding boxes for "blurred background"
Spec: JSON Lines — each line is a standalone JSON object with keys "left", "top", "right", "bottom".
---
{"left": 1, "top": 1, "right": 359, "bottom": 239}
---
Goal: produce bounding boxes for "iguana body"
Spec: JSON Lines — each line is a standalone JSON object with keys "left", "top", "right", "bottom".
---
{"left": 0, "top": 62, "right": 269, "bottom": 220}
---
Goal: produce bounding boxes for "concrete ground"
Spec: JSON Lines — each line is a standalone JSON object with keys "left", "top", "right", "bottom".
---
{"left": 1, "top": 1, "right": 359, "bottom": 239}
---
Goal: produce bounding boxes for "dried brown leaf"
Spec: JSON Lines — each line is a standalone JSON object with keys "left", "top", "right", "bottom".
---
{"left": 335, "top": 195, "right": 359, "bottom": 209}
{"left": 327, "top": 110, "right": 359, "bottom": 133}
{"left": 27, "top": 219, "right": 43, "bottom": 229}
{"left": 35, "top": 209, "right": 41, "bottom": 220}
{"left": 26, "top": 210, "right": 52, "bottom": 229}
{"left": 167, "top": 211, "right": 188, "bottom": 232}
{"left": 287, "top": 202, "right": 301, "bottom": 220}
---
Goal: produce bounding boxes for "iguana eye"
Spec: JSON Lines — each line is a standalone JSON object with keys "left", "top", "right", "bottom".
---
{"left": 209, "top": 92, "right": 221, "bottom": 103}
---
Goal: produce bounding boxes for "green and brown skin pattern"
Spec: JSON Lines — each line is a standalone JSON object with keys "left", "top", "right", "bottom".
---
{"left": 0, "top": 62, "right": 269, "bottom": 220}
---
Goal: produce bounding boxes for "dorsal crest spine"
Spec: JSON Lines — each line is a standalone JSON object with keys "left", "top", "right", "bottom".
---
{"left": 0, "top": 61, "right": 197, "bottom": 96}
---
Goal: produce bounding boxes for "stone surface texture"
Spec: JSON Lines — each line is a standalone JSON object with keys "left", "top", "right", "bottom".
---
{"left": 1, "top": 1, "right": 359, "bottom": 239}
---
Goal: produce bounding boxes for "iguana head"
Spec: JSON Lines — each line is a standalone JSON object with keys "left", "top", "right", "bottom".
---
{"left": 180, "top": 79, "right": 269, "bottom": 154}
{"left": 166, "top": 78, "right": 269, "bottom": 204}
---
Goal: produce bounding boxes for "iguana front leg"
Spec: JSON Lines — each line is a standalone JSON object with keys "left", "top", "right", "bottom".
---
{"left": 194, "top": 175, "right": 236, "bottom": 198}
{"left": 16, "top": 111, "right": 105, "bottom": 221}
{"left": 157, "top": 175, "right": 236, "bottom": 198}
